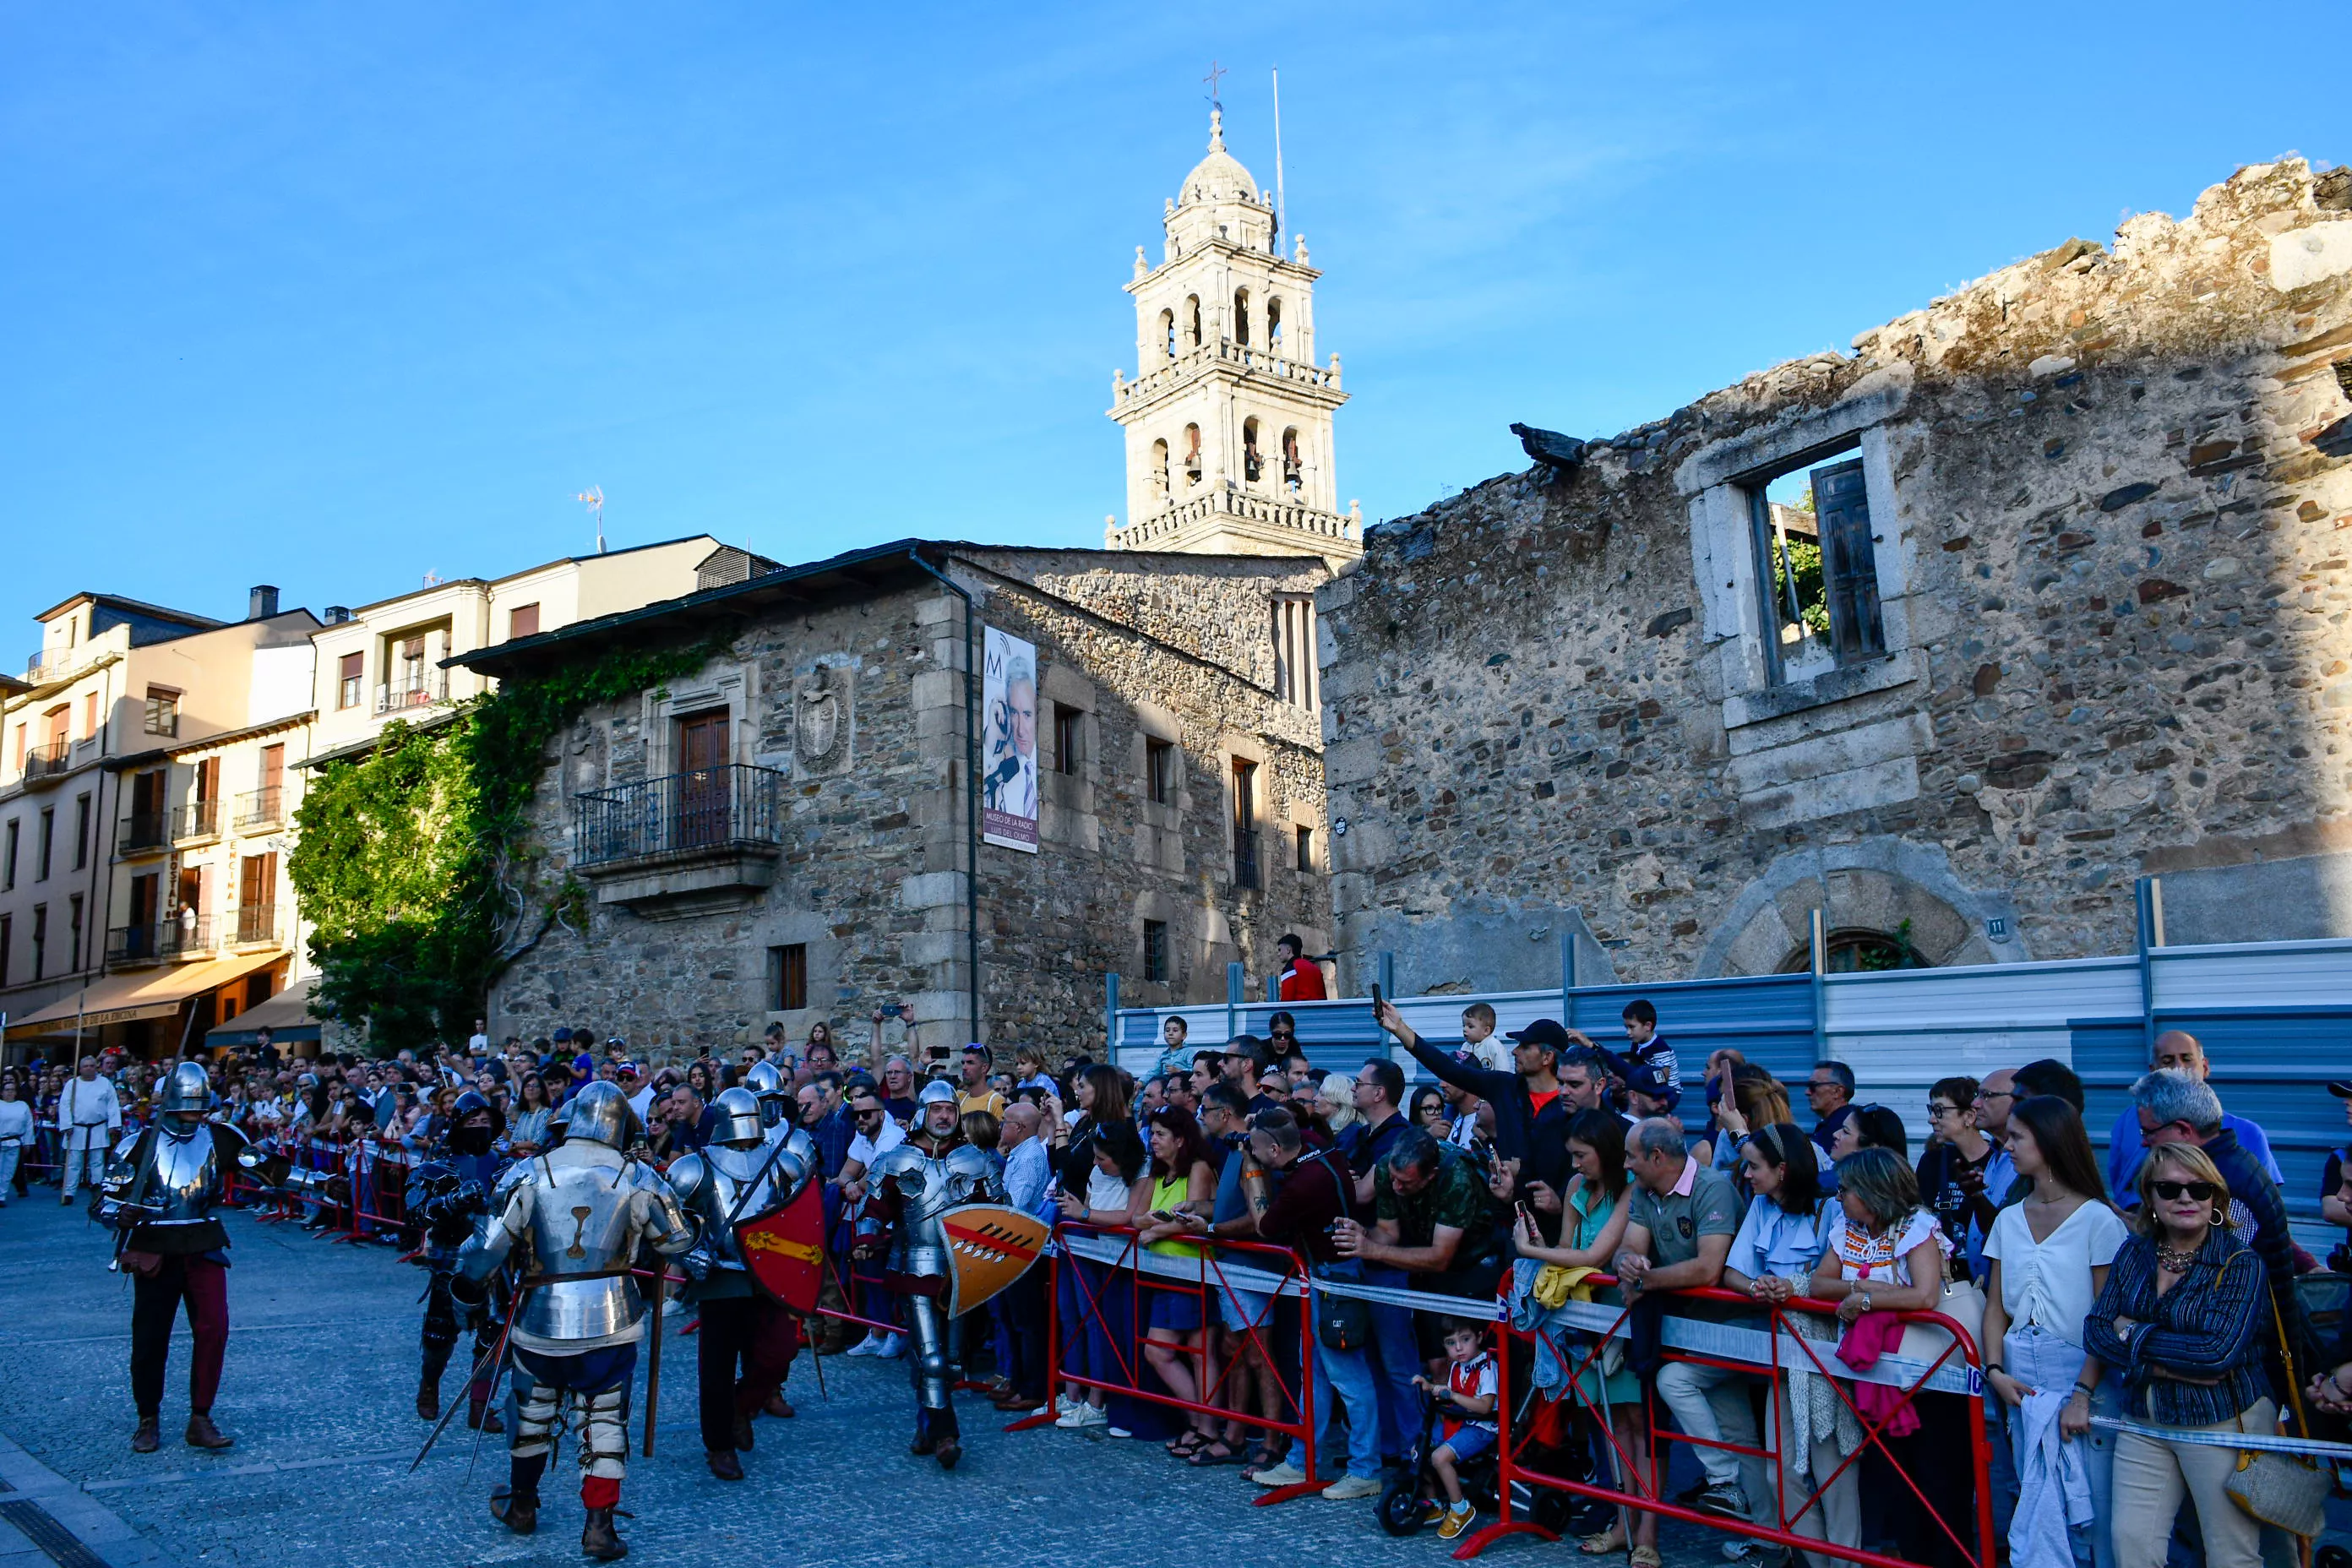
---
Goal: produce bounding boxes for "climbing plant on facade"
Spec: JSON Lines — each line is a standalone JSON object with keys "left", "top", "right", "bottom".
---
{"left": 288, "top": 639, "right": 722, "bottom": 1051}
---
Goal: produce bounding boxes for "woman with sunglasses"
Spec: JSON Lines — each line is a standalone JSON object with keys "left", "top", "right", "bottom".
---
{"left": 1981, "top": 1096, "right": 2126, "bottom": 1568}
{"left": 2082, "top": 1143, "right": 2273, "bottom": 1568}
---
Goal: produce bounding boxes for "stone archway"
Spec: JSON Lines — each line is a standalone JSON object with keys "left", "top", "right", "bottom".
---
{"left": 1695, "top": 837, "right": 2028, "bottom": 978}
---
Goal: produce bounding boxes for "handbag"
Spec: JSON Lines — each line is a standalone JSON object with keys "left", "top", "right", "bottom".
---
{"left": 2225, "top": 1294, "right": 2330, "bottom": 1539}
{"left": 1309, "top": 1156, "right": 1373, "bottom": 1352}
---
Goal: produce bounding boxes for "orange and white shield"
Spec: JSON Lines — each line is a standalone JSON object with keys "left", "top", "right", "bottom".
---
{"left": 738, "top": 1182, "right": 827, "bottom": 1313}
{"left": 940, "top": 1203, "right": 1050, "bottom": 1317}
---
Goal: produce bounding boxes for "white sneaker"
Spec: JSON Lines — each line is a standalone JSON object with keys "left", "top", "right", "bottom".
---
{"left": 1321, "top": 1473, "right": 1382, "bottom": 1500}
{"left": 1106, "top": 1426, "right": 1132, "bottom": 1439}
{"left": 1054, "top": 1394, "right": 1081, "bottom": 1419}
{"left": 846, "top": 1332, "right": 883, "bottom": 1358}
{"left": 1056, "top": 1402, "right": 1108, "bottom": 1429}
{"left": 874, "top": 1334, "right": 906, "bottom": 1360}
{"left": 1250, "top": 1460, "right": 1306, "bottom": 1489}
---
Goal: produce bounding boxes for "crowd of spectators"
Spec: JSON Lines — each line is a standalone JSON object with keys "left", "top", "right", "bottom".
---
{"left": 6, "top": 998, "right": 2348, "bottom": 1568}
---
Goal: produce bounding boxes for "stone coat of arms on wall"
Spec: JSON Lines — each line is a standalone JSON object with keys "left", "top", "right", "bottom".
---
{"left": 795, "top": 662, "right": 852, "bottom": 776}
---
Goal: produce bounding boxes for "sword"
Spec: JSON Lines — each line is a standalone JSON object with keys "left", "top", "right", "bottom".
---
{"left": 410, "top": 1282, "right": 525, "bottom": 1473}
{"left": 641, "top": 1266, "right": 668, "bottom": 1458}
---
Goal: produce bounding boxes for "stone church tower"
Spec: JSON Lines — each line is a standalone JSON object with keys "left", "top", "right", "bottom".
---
{"left": 1105, "top": 111, "right": 1359, "bottom": 563}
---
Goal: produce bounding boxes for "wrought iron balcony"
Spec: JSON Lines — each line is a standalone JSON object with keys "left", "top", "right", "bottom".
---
{"left": 118, "top": 812, "right": 172, "bottom": 856}
{"left": 1233, "top": 831, "right": 1261, "bottom": 891}
{"left": 234, "top": 902, "right": 279, "bottom": 947}
{"left": 108, "top": 916, "right": 212, "bottom": 965}
{"left": 22, "top": 738, "right": 71, "bottom": 783}
{"left": 176, "top": 799, "right": 221, "bottom": 840}
{"left": 374, "top": 672, "right": 448, "bottom": 715}
{"left": 572, "top": 765, "right": 786, "bottom": 918}
{"left": 235, "top": 786, "right": 284, "bottom": 831}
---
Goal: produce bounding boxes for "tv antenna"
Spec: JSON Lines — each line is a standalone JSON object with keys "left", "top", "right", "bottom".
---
{"left": 575, "top": 486, "right": 606, "bottom": 554}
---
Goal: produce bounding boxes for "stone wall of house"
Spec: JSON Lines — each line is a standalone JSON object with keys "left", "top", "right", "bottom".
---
{"left": 956, "top": 547, "right": 1333, "bottom": 1040}
{"left": 487, "top": 545, "right": 1337, "bottom": 1062}
{"left": 1320, "top": 159, "right": 2352, "bottom": 994}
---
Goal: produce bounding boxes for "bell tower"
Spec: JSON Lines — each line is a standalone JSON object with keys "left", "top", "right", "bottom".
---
{"left": 1106, "top": 110, "right": 1358, "bottom": 563}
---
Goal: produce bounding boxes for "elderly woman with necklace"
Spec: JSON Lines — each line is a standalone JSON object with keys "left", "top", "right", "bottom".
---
{"left": 2082, "top": 1142, "right": 2273, "bottom": 1568}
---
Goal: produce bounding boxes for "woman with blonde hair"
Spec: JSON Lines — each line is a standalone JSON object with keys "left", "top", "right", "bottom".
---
{"left": 2085, "top": 1141, "right": 2274, "bottom": 1568}
{"left": 1316, "top": 1074, "right": 1359, "bottom": 1138}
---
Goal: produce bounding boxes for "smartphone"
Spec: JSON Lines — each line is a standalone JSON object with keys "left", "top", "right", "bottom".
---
{"left": 1369, "top": 982, "right": 1386, "bottom": 1021}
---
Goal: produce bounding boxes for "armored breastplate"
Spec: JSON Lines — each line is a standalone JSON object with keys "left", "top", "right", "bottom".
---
{"left": 144, "top": 1124, "right": 224, "bottom": 1224}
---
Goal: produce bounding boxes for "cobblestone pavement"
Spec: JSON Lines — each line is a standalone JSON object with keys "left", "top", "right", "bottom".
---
{"left": 0, "top": 1196, "right": 1740, "bottom": 1567}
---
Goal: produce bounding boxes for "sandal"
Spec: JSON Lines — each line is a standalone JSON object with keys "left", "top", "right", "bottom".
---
{"left": 1580, "top": 1531, "right": 1628, "bottom": 1556}
{"left": 1630, "top": 1548, "right": 1664, "bottom": 1568}
{"left": 1239, "top": 1435, "right": 1291, "bottom": 1481}
{"left": 1187, "top": 1437, "right": 1245, "bottom": 1466}
{"left": 1164, "top": 1430, "right": 1208, "bottom": 1457}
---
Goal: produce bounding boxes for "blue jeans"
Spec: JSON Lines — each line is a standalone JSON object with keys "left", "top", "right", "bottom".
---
{"left": 1361, "top": 1263, "right": 1422, "bottom": 1462}
{"left": 1313, "top": 1337, "right": 1381, "bottom": 1481}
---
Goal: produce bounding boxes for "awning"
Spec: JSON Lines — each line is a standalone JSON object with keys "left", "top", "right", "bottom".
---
{"left": 206, "top": 974, "right": 323, "bottom": 1047}
{"left": 3, "top": 950, "right": 284, "bottom": 1042}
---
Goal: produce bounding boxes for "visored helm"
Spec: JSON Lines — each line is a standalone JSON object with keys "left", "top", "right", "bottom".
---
{"left": 158, "top": 1060, "right": 212, "bottom": 1118}
{"left": 917, "top": 1079, "right": 958, "bottom": 1109}
{"left": 449, "top": 1089, "right": 506, "bottom": 1157}
{"left": 711, "top": 1087, "right": 765, "bottom": 1147}
{"left": 563, "top": 1081, "right": 634, "bottom": 1151}
{"left": 741, "top": 1060, "right": 789, "bottom": 1127}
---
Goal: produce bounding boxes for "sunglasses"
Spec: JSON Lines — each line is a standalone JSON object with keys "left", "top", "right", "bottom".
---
{"left": 2151, "top": 1179, "right": 2218, "bottom": 1202}
{"left": 1926, "top": 1102, "right": 1959, "bottom": 1116}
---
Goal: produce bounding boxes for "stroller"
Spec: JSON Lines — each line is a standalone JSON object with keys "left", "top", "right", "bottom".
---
{"left": 1378, "top": 1375, "right": 1588, "bottom": 1537}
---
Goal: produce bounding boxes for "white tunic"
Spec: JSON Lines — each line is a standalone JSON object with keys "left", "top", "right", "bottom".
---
{"left": 58, "top": 1075, "right": 122, "bottom": 1151}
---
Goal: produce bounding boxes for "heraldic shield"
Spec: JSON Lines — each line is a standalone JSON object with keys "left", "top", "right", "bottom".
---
{"left": 940, "top": 1203, "right": 1050, "bottom": 1317}
{"left": 738, "top": 1182, "right": 827, "bottom": 1312}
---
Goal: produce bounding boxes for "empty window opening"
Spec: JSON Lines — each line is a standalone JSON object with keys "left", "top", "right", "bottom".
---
{"left": 1233, "top": 287, "right": 1250, "bottom": 346}
{"left": 1150, "top": 438, "right": 1171, "bottom": 499}
{"left": 1267, "top": 297, "right": 1283, "bottom": 351}
{"left": 770, "top": 943, "right": 808, "bottom": 1010}
{"left": 1142, "top": 919, "right": 1170, "bottom": 984}
{"left": 1145, "top": 738, "right": 1176, "bottom": 805}
{"left": 1745, "top": 440, "right": 1884, "bottom": 683}
{"left": 1778, "top": 924, "right": 1930, "bottom": 974}
{"left": 1295, "top": 825, "right": 1315, "bottom": 874}
{"left": 1052, "top": 703, "right": 1085, "bottom": 776}
{"left": 1159, "top": 308, "right": 1177, "bottom": 359}
{"left": 1186, "top": 295, "right": 1202, "bottom": 347}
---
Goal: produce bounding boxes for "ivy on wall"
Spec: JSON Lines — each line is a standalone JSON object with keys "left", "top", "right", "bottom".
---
{"left": 288, "top": 640, "right": 721, "bottom": 1051}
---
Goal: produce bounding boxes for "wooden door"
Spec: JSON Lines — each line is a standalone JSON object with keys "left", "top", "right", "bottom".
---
{"left": 676, "top": 711, "right": 731, "bottom": 849}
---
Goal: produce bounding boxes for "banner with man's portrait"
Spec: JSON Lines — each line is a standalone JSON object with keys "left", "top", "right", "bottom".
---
{"left": 981, "top": 626, "right": 1039, "bottom": 853}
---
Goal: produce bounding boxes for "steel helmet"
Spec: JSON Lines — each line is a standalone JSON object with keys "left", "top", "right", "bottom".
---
{"left": 562, "top": 1081, "right": 634, "bottom": 1150}
{"left": 711, "top": 1087, "right": 765, "bottom": 1147}
{"left": 449, "top": 1088, "right": 506, "bottom": 1156}
{"left": 157, "top": 1060, "right": 212, "bottom": 1116}
{"left": 741, "top": 1059, "right": 790, "bottom": 1126}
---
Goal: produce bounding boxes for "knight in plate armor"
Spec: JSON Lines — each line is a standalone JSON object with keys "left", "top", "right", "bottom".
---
{"left": 455, "top": 1080, "right": 692, "bottom": 1562}
{"left": 408, "top": 1088, "right": 510, "bottom": 1432}
{"left": 664, "top": 1086, "right": 818, "bottom": 1480}
{"left": 863, "top": 1079, "right": 1004, "bottom": 1469}
{"left": 98, "top": 1059, "right": 243, "bottom": 1455}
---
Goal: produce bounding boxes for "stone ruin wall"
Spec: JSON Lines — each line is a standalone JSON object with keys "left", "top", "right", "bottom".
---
{"left": 1320, "top": 159, "right": 2352, "bottom": 992}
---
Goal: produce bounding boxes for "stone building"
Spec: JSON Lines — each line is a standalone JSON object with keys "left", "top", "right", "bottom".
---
{"left": 458, "top": 541, "right": 1332, "bottom": 1059}
{"left": 1319, "top": 159, "right": 2352, "bottom": 994}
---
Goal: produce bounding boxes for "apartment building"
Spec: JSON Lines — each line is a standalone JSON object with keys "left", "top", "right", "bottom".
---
{"left": 1, "top": 589, "right": 318, "bottom": 1063}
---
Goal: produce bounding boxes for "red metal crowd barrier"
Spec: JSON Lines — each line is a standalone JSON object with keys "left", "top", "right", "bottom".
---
{"left": 1015, "top": 1220, "right": 1327, "bottom": 1505}
{"left": 1458, "top": 1278, "right": 1994, "bottom": 1568}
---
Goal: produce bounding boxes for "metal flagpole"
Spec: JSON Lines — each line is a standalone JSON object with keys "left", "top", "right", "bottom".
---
{"left": 1271, "top": 67, "right": 1287, "bottom": 242}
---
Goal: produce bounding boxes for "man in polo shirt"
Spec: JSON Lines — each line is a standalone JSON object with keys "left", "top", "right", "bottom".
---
{"left": 1613, "top": 1117, "right": 1750, "bottom": 1522}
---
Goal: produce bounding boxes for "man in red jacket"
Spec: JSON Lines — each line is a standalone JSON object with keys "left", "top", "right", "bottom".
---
{"left": 1274, "top": 934, "right": 1326, "bottom": 1002}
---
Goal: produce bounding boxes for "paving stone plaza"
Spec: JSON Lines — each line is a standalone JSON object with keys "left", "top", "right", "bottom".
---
{"left": 0, "top": 1198, "right": 1741, "bottom": 1567}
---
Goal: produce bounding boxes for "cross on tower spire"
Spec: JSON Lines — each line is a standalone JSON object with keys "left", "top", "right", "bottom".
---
{"left": 1202, "top": 59, "right": 1227, "bottom": 109}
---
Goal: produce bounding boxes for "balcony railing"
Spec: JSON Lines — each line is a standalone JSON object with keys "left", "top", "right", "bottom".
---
{"left": 177, "top": 799, "right": 221, "bottom": 839}
{"left": 117, "top": 812, "right": 172, "bottom": 855}
{"left": 575, "top": 765, "right": 786, "bottom": 870}
{"left": 234, "top": 902, "right": 279, "bottom": 946}
{"left": 235, "top": 787, "right": 284, "bottom": 831}
{"left": 375, "top": 672, "right": 449, "bottom": 714}
{"left": 22, "top": 738, "right": 72, "bottom": 781}
{"left": 107, "top": 915, "right": 213, "bottom": 966}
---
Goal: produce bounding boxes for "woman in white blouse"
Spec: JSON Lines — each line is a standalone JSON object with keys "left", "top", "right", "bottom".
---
{"left": 1981, "top": 1096, "right": 2127, "bottom": 1568}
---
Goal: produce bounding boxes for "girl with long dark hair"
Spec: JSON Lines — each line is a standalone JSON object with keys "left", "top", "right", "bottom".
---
{"left": 1983, "top": 1095, "right": 2127, "bottom": 1568}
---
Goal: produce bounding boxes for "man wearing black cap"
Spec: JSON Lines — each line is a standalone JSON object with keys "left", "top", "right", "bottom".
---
{"left": 1375, "top": 1000, "right": 1571, "bottom": 1233}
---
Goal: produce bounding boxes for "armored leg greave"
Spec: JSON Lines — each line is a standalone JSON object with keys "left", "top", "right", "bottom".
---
{"left": 908, "top": 1293, "right": 952, "bottom": 1412}
{"left": 574, "top": 1386, "right": 630, "bottom": 1484}
{"left": 510, "top": 1379, "right": 562, "bottom": 1461}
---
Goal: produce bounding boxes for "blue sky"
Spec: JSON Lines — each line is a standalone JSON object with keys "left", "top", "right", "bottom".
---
{"left": 2, "top": 3, "right": 2333, "bottom": 637}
